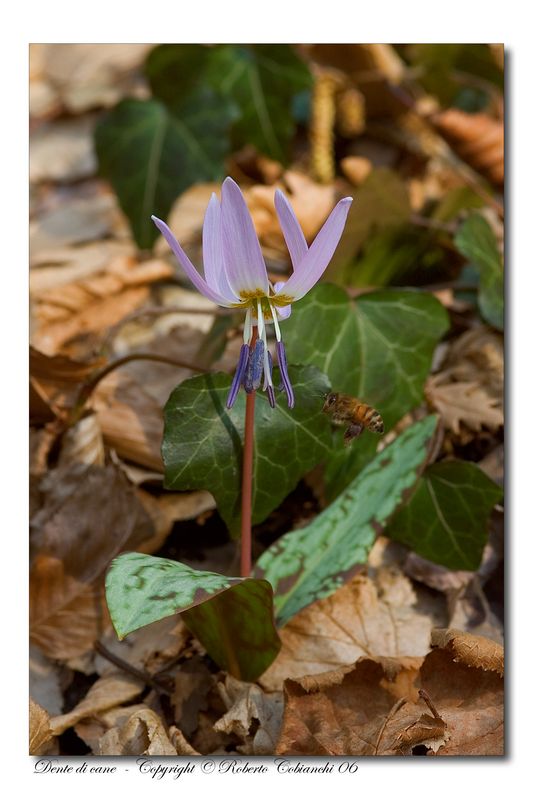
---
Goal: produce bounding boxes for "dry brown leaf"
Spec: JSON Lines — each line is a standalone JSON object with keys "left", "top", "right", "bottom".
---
{"left": 425, "top": 326, "right": 503, "bottom": 437}
{"left": 214, "top": 675, "right": 283, "bottom": 755}
{"left": 276, "top": 628, "right": 503, "bottom": 756}
{"left": 172, "top": 658, "right": 215, "bottom": 736}
{"left": 340, "top": 155, "right": 372, "bottom": 186}
{"left": 30, "top": 463, "right": 154, "bottom": 659}
{"left": 57, "top": 413, "right": 105, "bottom": 467}
{"left": 30, "top": 241, "right": 136, "bottom": 295}
{"left": 260, "top": 569, "right": 442, "bottom": 691}
{"left": 431, "top": 628, "right": 504, "bottom": 676}
{"left": 30, "top": 698, "right": 55, "bottom": 755}
{"left": 426, "top": 379, "right": 503, "bottom": 434}
{"left": 30, "top": 44, "right": 151, "bottom": 117}
{"left": 168, "top": 726, "right": 201, "bottom": 755}
{"left": 92, "top": 371, "right": 164, "bottom": 471}
{"left": 30, "top": 117, "right": 97, "bottom": 183}
{"left": 30, "top": 346, "right": 104, "bottom": 417}
{"left": 32, "top": 255, "right": 173, "bottom": 354}
{"left": 50, "top": 673, "right": 145, "bottom": 736}
{"left": 432, "top": 108, "right": 504, "bottom": 185}
{"left": 30, "top": 195, "right": 118, "bottom": 257}
{"left": 95, "top": 616, "right": 189, "bottom": 679}
{"left": 30, "top": 646, "right": 64, "bottom": 717}
{"left": 74, "top": 702, "right": 148, "bottom": 752}
{"left": 137, "top": 489, "right": 216, "bottom": 554}
{"left": 96, "top": 707, "right": 177, "bottom": 756}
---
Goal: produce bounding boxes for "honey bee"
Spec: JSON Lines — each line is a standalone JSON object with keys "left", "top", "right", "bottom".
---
{"left": 322, "top": 392, "right": 384, "bottom": 445}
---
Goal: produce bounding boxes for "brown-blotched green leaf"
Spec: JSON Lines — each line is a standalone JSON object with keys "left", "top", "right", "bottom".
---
{"left": 106, "top": 553, "right": 280, "bottom": 681}
{"left": 254, "top": 415, "right": 439, "bottom": 626}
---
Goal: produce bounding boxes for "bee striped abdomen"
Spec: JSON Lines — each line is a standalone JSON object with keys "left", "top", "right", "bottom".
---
{"left": 357, "top": 403, "right": 384, "bottom": 433}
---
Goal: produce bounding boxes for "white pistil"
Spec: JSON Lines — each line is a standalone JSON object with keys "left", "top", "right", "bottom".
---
{"left": 269, "top": 300, "right": 282, "bottom": 342}
{"left": 243, "top": 308, "right": 252, "bottom": 344}
{"left": 256, "top": 298, "right": 265, "bottom": 338}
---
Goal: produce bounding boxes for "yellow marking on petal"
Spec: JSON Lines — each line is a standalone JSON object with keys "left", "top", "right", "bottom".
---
{"left": 271, "top": 293, "right": 294, "bottom": 307}
{"left": 239, "top": 289, "right": 268, "bottom": 300}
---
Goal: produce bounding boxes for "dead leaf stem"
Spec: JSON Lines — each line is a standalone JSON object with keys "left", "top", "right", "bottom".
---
{"left": 74, "top": 352, "right": 210, "bottom": 419}
{"left": 94, "top": 640, "right": 173, "bottom": 696}
{"left": 418, "top": 689, "right": 443, "bottom": 722}
{"left": 374, "top": 697, "right": 408, "bottom": 755}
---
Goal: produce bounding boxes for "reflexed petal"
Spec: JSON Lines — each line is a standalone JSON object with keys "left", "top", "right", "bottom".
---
{"left": 274, "top": 189, "right": 308, "bottom": 269}
{"left": 203, "top": 195, "right": 239, "bottom": 300}
{"left": 221, "top": 178, "right": 269, "bottom": 296}
{"left": 152, "top": 215, "right": 236, "bottom": 307}
{"left": 272, "top": 197, "right": 352, "bottom": 302}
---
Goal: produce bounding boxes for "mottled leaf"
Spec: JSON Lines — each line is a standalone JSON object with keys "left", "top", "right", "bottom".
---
{"left": 106, "top": 553, "right": 280, "bottom": 681}
{"left": 162, "top": 366, "right": 332, "bottom": 536}
{"left": 254, "top": 415, "right": 439, "bottom": 626}
{"left": 281, "top": 284, "right": 449, "bottom": 497}
{"left": 455, "top": 213, "right": 504, "bottom": 330}
{"left": 95, "top": 96, "right": 234, "bottom": 249}
{"left": 386, "top": 461, "right": 502, "bottom": 570}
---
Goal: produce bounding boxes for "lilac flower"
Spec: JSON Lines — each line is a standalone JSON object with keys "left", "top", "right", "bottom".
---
{"left": 152, "top": 178, "right": 352, "bottom": 409}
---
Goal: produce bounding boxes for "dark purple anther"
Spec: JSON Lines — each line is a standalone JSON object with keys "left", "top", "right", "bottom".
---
{"left": 244, "top": 339, "right": 265, "bottom": 393}
{"left": 266, "top": 385, "right": 276, "bottom": 408}
{"left": 226, "top": 344, "right": 249, "bottom": 408}
{"left": 276, "top": 341, "right": 295, "bottom": 409}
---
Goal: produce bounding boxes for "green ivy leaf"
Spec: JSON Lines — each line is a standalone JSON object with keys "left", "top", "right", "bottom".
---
{"left": 106, "top": 553, "right": 280, "bottom": 681}
{"left": 455, "top": 213, "right": 504, "bottom": 330}
{"left": 254, "top": 415, "right": 439, "bottom": 626}
{"left": 94, "top": 95, "right": 234, "bottom": 249}
{"left": 208, "top": 45, "right": 312, "bottom": 161}
{"left": 385, "top": 460, "right": 502, "bottom": 570}
{"left": 162, "top": 366, "right": 332, "bottom": 536}
{"left": 146, "top": 44, "right": 312, "bottom": 163}
{"left": 281, "top": 284, "right": 449, "bottom": 497}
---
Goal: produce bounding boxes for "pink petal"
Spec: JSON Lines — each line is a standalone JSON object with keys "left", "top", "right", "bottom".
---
{"left": 273, "top": 197, "right": 352, "bottom": 302}
{"left": 152, "top": 215, "right": 236, "bottom": 307}
{"left": 274, "top": 189, "right": 308, "bottom": 269}
{"left": 221, "top": 178, "right": 269, "bottom": 297}
{"left": 203, "top": 195, "right": 239, "bottom": 300}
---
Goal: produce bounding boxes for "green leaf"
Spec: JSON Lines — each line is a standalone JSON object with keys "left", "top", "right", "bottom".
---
{"left": 254, "top": 415, "right": 439, "bottom": 626}
{"left": 281, "top": 284, "right": 449, "bottom": 497}
{"left": 386, "top": 461, "right": 502, "bottom": 570}
{"left": 94, "top": 96, "right": 233, "bottom": 249}
{"left": 145, "top": 44, "right": 216, "bottom": 107}
{"left": 455, "top": 213, "right": 504, "bottom": 330}
{"left": 106, "top": 552, "right": 280, "bottom": 681}
{"left": 162, "top": 367, "right": 332, "bottom": 536}
{"left": 328, "top": 168, "right": 411, "bottom": 282}
{"left": 146, "top": 44, "right": 312, "bottom": 163}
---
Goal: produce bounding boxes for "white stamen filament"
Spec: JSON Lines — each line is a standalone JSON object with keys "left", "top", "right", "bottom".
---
{"left": 256, "top": 299, "right": 265, "bottom": 338}
{"left": 269, "top": 300, "right": 282, "bottom": 342}
{"left": 243, "top": 308, "right": 252, "bottom": 344}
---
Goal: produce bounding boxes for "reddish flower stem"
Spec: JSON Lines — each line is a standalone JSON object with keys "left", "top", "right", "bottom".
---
{"left": 240, "top": 327, "right": 258, "bottom": 578}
